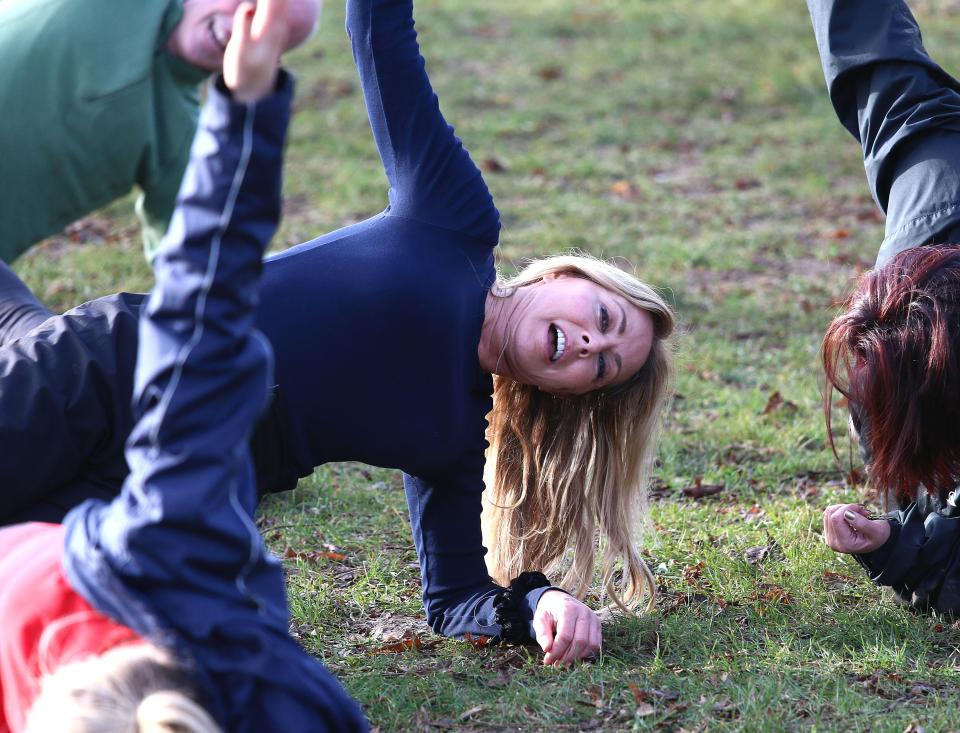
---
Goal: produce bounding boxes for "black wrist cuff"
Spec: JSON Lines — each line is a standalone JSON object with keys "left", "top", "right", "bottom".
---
{"left": 492, "top": 571, "right": 550, "bottom": 644}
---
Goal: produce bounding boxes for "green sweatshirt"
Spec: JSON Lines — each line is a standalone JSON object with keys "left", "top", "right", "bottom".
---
{"left": 0, "top": 0, "right": 209, "bottom": 262}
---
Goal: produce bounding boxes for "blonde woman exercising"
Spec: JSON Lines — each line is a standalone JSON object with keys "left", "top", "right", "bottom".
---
{"left": 0, "top": 0, "right": 675, "bottom": 665}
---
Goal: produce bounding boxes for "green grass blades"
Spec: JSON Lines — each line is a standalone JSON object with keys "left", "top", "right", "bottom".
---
{"left": 16, "top": 0, "right": 960, "bottom": 730}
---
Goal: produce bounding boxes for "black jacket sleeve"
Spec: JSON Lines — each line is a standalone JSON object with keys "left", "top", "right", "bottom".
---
{"left": 855, "top": 503, "right": 960, "bottom": 614}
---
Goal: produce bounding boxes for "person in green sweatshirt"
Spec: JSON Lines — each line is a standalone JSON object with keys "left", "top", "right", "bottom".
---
{"left": 0, "top": 0, "right": 320, "bottom": 264}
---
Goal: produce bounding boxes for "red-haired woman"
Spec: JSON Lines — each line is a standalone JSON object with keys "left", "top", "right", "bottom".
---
{"left": 810, "top": 0, "right": 960, "bottom": 613}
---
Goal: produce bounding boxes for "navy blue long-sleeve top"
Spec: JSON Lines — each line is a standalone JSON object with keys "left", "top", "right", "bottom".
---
{"left": 252, "top": 0, "right": 551, "bottom": 638}
{"left": 63, "top": 75, "right": 368, "bottom": 732}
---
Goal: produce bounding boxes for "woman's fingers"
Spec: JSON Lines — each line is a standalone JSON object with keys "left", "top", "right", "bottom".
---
{"left": 222, "top": 0, "right": 289, "bottom": 102}
{"left": 252, "top": 0, "right": 289, "bottom": 45}
{"left": 534, "top": 591, "right": 601, "bottom": 666}
{"left": 823, "top": 503, "right": 891, "bottom": 554}
{"left": 557, "top": 613, "right": 585, "bottom": 665}
{"left": 589, "top": 614, "right": 602, "bottom": 657}
{"left": 532, "top": 611, "right": 554, "bottom": 655}
{"left": 223, "top": 3, "right": 255, "bottom": 92}
{"left": 234, "top": 1, "right": 256, "bottom": 42}
{"left": 546, "top": 610, "right": 574, "bottom": 665}
{"left": 851, "top": 511, "right": 892, "bottom": 550}
{"left": 823, "top": 504, "right": 857, "bottom": 552}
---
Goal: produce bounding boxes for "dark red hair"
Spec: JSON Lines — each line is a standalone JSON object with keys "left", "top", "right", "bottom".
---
{"left": 823, "top": 244, "right": 960, "bottom": 504}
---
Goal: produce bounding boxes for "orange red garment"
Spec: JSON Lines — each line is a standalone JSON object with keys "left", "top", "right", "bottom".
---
{"left": 0, "top": 523, "right": 141, "bottom": 732}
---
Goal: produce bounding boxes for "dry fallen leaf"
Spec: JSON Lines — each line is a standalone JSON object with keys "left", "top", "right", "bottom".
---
{"left": 463, "top": 633, "right": 493, "bottom": 651}
{"left": 649, "top": 478, "right": 672, "bottom": 500}
{"left": 458, "top": 706, "right": 484, "bottom": 721}
{"left": 762, "top": 391, "right": 798, "bottom": 416}
{"left": 744, "top": 544, "right": 779, "bottom": 565}
{"left": 821, "top": 570, "right": 857, "bottom": 591}
{"left": 636, "top": 702, "right": 656, "bottom": 717}
{"left": 537, "top": 66, "right": 563, "bottom": 81}
{"left": 681, "top": 477, "right": 725, "bottom": 499}
{"left": 370, "top": 637, "right": 423, "bottom": 655}
{"left": 482, "top": 157, "right": 507, "bottom": 173}
{"left": 712, "top": 698, "right": 739, "bottom": 719}
{"left": 683, "top": 561, "right": 706, "bottom": 583}
{"left": 283, "top": 547, "right": 348, "bottom": 563}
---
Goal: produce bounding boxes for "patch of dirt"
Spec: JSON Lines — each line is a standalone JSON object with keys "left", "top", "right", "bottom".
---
{"left": 369, "top": 612, "right": 433, "bottom": 643}
{"left": 682, "top": 257, "right": 843, "bottom": 300}
{"left": 28, "top": 214, "right": 133, "bottom": 261}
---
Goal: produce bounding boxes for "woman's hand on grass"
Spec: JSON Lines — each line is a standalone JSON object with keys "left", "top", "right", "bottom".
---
{"left": 822, "top": 503, "right": 891, "bottom": 554}
{"left": 223, "top": 0, "right": 289, "bottom": 103}
{"left": 533, "top": 590, "right": 601, "bottom": 666}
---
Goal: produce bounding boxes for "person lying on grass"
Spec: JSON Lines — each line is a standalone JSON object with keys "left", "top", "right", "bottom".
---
{"left": 809, "top": 0, "right": 960, "bottom": 614}
{"left": 0, "top": 0, "right": 321, "bottom": 271}
{"left": 0, "top": 0, "right": 675, "bottom": 665}
{"left": 0, "top": 2, "right": 367, "bottom": 730}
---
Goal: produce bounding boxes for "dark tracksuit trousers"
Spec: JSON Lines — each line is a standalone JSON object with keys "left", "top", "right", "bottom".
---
{"left": 0, "top": 272, "right": 293, "bottom": 524}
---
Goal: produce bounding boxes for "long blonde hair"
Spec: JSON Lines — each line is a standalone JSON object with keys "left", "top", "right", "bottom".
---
{"left": 26, "top": 643, "right": 222, "bottom": 733}
{"left": 483, "top": 254, "right": 675, "bottom": 612}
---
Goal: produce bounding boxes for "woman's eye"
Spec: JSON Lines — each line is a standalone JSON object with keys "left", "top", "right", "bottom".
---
{"left": 597, "top": 352, "right": 606, "bottom": 380}
{"left": 600, "top": 306, "right": 610, "bottom": 333}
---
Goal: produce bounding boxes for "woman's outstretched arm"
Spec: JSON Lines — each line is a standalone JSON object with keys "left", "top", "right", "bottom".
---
{"left": 807, "top": 0, "right": 960, "bottom": 266}
{"left": 405, "top": 445, "right": 601, "bottom": 665}
{"left": 61, "top": 4, "right": 366, "bottom": 730}
{"left": 346, "top": 0, "right": 500, "bottom": 243}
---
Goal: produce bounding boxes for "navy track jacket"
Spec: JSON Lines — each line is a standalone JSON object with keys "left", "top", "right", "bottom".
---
{"left": 62, "top": 74, "right": 368, "bottom": 732}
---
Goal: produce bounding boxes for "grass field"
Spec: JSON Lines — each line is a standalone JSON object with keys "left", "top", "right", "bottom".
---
{"left": 15, "top": 0, "right": 960, "bottom": 730}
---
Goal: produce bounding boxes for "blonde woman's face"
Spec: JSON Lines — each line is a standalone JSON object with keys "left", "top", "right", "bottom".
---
{"left": 504, "top": 274, "right": 654, "bottom": 396}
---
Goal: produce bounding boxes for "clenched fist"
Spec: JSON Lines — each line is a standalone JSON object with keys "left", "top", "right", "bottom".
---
{"left": 822, "top": 503, "right": 891, "bottom": 555}
{"left": 533, "top": 590, "right": 601, "bottom": 666}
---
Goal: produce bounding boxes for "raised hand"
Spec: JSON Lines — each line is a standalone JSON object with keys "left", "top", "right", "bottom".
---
{"left": 223, "top": 0, "right": 290, "bottom": 103}
{"left": 822, "top": 503, "right": 891, "bottom": 555}
{"left": 533, "top": 590, "right": 602, "bottom": 667}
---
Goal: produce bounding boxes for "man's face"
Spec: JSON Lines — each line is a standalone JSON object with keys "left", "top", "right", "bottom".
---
{"left": 166, "top": 0, "right": 320, "bottom": 72}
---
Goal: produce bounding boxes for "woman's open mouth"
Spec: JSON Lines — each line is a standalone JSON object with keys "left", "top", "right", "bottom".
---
{"left": 549, "top": 324, "right": 566, "bottom": 362}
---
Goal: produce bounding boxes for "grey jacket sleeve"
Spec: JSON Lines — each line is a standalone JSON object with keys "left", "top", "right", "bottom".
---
{"left": 807, "top": 0, "right": 960, "bottom": 265}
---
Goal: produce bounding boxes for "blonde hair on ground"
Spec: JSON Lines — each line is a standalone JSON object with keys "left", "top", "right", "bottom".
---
{"left": 483, "top": 254, "right": 675, "bottom": 612}
{"left": 25, "top": 643, "right": 222, "bottom": 733}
